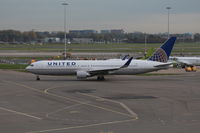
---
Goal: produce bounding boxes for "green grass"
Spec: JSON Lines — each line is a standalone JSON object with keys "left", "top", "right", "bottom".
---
{"left": 1, "top": 56, "right": 55, "bottom": 60}
{"left": 0, "top": 42, "right": 200, "bottom": 55}
{"left": 0, "top": 64, "right": 27, "bottom": 69}
{"left": 0, "top": 42, "right": 199, "bottom": 51}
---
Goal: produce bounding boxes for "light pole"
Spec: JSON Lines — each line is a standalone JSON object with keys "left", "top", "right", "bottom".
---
{"left": 144, "top": 33, "right": 147, "bottom": 57}
{"left": 62, "top": 2, "right": 68, "bottom": 59}
{"left": 166, "top": 7, "right": 171, "bottom": 39}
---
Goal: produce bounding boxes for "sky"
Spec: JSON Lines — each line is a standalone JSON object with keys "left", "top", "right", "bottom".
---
{"left": 0, "top": 0, "right": 200, "bottom": 33}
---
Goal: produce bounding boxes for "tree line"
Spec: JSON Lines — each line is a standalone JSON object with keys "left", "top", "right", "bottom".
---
{"left": 0, "top": 30, "right": 200, "bottom": 43}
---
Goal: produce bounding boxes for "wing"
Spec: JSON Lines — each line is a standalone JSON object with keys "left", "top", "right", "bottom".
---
{"left": 171, "top": 57, "right": 193, "bottom": 66}
{"left": 177, "top": 60, "right": 192, "bottom": 66}
{"left": 88, "top": 57, "right": 133, "bottom": 76}
{"left": 154, "top": 63, "right": 173, "bottom": 68}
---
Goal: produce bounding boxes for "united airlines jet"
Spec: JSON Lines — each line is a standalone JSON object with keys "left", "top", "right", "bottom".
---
{"left": 26, "top": 37, "right": 176, "bottom": 80}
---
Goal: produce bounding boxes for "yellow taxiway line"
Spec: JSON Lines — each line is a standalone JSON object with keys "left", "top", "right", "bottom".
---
{"left": 0, "top": 107, "right": 42, "bottom": 120}
{"left": 27, "top": 119, "right": 137, "bottom": 133}
{"left": 3, "top": 80, "right": 136, "bottom": 118}
{"left": 44, "top": 86, "right": 137, "bottom": 118}
{"left": 2, "top": 80, "right": 138, "bottom": 133}
{"left": 78, "top": 93, "right": 138, "bottom": 118}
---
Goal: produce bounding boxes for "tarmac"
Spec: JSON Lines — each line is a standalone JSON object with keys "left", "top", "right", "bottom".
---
{"left": 0, "top": 69, "right": 200, "bottom": 133}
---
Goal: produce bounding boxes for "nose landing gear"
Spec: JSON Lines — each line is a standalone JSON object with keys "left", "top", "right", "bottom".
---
{"left": 36, "top": 75, "right": 40, "bottom": 81}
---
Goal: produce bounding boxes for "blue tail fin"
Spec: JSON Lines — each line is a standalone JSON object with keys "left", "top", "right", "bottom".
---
{"left": 148, "top": 37, "right": 176, "bottom": 62}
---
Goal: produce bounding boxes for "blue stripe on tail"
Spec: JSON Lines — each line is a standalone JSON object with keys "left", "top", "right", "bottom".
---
{"left": 148, "top": 37, "right": 176, "bottom": 62}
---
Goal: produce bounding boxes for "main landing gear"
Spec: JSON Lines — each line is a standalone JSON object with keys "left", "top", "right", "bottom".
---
{"left": 36, "top": 75, "right": 40, "bottom": 81}
{"left": 97, "top": 75, "right": 105, "bottom": 81}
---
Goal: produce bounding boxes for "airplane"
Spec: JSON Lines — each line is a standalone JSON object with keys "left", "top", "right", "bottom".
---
{"left": 169, "top": 56, "right": 200, "bottom": 72}
{"left": 26, "top": 37, "right": 176, "bottom": 80}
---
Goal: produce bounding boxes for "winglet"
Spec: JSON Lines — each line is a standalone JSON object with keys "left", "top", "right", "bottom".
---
{"left": 122, "top": 54, "right": 130, "bottom": 60}
{"left": 121, "top": 57, "right": 133, "bottom": 68}
{"left": 148, "top": 37, "right": 177, "bottom": 63}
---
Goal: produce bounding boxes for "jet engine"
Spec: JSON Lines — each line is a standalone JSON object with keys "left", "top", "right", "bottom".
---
{"left": 76, "top": 71, "right": 90, "bottom": 79}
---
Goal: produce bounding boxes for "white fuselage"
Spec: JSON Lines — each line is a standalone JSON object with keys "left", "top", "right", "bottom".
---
{"left": 26, "top": 59, "right": 170, "bottom": 76}
{"left": 169, "top": 56, "right": 200, "bottom": 66}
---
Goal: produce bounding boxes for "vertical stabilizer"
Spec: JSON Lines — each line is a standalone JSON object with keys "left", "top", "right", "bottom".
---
{"left": 148, "top": 37, "right": 176, "bottom": 62}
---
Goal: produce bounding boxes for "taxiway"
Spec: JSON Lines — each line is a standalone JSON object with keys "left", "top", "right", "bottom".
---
{"left": 0, "top": 69, "right": 200, "bottom": 133}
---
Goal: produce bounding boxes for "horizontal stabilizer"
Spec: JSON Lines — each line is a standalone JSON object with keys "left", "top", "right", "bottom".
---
{"left": 154, "top": 63, "right": 173, "bottom": 68}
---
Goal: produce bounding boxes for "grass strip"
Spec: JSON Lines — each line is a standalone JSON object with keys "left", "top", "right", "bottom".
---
{"left": 0, "top": 64, "right": 27, "bottom": 69}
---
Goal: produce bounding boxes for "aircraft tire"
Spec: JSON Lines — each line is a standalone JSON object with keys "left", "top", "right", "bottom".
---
{"left": 97, "top": 75, "right": 105, "bottom": 81}
{"left": 36, "top": 75, "right": 40, "bottom": 81}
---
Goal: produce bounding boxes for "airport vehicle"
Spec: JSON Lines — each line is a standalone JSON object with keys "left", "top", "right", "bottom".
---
{"left": 26, "top": 37, "right": 176, "bottom": 80}
{"left": 169, "top": 56, "right": 200, "bottom": 72}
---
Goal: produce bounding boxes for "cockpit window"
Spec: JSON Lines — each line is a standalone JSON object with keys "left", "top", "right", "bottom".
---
{"left": 30, "top": 64, "right": 34, "bottom": 67}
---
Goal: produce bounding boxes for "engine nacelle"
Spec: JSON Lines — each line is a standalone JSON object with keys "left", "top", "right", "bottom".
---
{"left": 76, "top": 71, "right": 90, "bottom": 79}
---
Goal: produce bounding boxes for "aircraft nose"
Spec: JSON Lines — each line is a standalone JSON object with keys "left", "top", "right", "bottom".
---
{"left": 25, "top": 66, "right": 31, "bottom": 71}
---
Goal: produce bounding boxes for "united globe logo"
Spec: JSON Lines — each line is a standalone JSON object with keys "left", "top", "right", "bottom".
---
{"left": 149, "top": 48, "right": 168, "bottom": 62}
